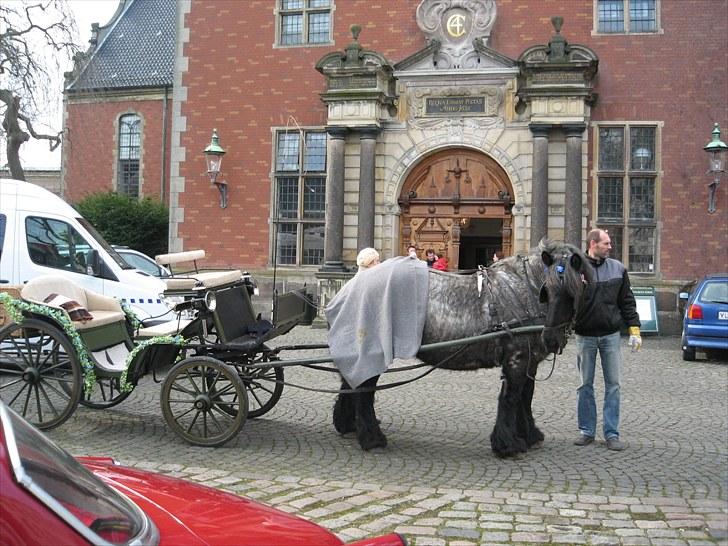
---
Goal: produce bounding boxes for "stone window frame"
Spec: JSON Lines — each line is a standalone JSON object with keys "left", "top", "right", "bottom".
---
{"left": 270, "top": 128, "right": 328, "bottom": 267}
{"left": 591, "top": 121, "right": 663, "bottom": 275}
{"left": 592, "top": 0, "right": 663, "bottom": 35}
{"left": 113, "top": 112, "right": 144, "bottom": 199}
{"left": 273, "top": 0, "right": 335, "bottom": 48}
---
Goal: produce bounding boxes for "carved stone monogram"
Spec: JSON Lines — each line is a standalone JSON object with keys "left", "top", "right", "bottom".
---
{"left": 416, "top": 0, "right": 497, "bottom": 69}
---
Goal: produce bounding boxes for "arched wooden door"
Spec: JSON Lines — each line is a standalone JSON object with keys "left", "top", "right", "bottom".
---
{"left": 398, "top": 148, "right": 514, "bottom": 270}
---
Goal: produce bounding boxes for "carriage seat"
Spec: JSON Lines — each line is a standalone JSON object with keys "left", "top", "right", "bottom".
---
{"left": 20, "top": 276, "right": 126, "bottom": 331}
{"left": 162, "top": 270, "right": 243, "bottom": 291}
{"left": 136, "top": 318, "right": 193, "bottom": 339}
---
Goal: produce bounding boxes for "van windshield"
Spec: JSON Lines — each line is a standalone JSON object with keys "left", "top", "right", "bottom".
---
{"left": 77, "top": 217, "right": 132, "bottom": 269}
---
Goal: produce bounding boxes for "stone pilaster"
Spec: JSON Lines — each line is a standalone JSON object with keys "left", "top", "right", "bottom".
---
{"left": 357, "top": 126, "right": 379, "bottom": 251}
{"left": 321, "top": 127, "right": 348, "bottom": 272}
{"left": 564, "top": 123, "right": 586, "bottom": 247}
{"left": 529, "top": 123, "right": 551, "bottom": 245}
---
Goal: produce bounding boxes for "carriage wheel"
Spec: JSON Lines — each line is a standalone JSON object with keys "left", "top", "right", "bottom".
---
{"left": 0, "top": 319, "right": 82, "bottom": 429}
{"left": 161, "top": 356, "right": 248, "bottom": 447}
{"left": 241, "top": 355, "right": 284, "bottom": 418}
{"left": 79, "top": 375, "right": 131, "bottom": 409}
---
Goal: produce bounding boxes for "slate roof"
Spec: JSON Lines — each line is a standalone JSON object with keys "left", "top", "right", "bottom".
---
{"left": 67, "top": 0, "right": 175, "bottom": 92}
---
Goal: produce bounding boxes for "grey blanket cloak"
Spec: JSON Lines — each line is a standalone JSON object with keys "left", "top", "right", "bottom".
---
{"left": 324, "top": 256, "right": 429, "bottom": 389}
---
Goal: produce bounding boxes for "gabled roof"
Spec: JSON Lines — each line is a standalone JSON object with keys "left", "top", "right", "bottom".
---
{"left": 66, "top": 0, "right": 175, "bottom": 92}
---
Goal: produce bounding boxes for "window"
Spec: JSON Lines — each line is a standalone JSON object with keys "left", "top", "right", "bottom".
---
{"left": 25, "top": 217, "right": 93, "bottom": 274}
{"left": 595, "top": 124, "right": 659, "bottom": 273}
{"left": 595, "top": 0, "right": 658, "bottom": 34}
{"left": 118, "top": 114, "right": 141, "bottom": 198}
{"left": 278, "top": 0, "right": 332, "bottom": 46}
{"left": 273, "top": 131, "right": 327, "bottom": 265}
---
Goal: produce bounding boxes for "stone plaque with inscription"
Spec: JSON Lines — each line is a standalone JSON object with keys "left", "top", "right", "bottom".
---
{"left": 425, "top": 96, "right": 485, "bottom": 115}
{"left": 328, "top": 75, "right": 377, "bottom": 90}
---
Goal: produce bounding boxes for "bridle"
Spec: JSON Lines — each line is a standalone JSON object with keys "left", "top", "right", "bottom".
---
{"left": 540, "top": 252, "right": 587, "bottom": 355}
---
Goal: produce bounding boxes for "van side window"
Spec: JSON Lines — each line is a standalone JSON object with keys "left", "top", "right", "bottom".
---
{"left": 25, "top": 217, "right": 93, "bottom": 274}
{"left": 0, "top": 214, "right": 6, "bottom": 260}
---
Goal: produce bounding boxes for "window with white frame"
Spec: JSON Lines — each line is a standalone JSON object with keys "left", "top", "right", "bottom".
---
{"left": 273, "top": 130, "right": 327, "bottom": 265}
{"left": 595, "top": 124, "right": 659, "bottom": 273}
{"left": 118, "top": 114, "right": 141, "bottom": 198}
{"left": 278, "top": 0, "right": 332, "bottom": 46}
{"left": 595, "top": 0, "right": 658, "bottom": 33}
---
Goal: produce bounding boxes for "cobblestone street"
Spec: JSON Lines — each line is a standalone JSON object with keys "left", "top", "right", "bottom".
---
{"left": 47, "top": 328, "right": 728, "bottom": 545}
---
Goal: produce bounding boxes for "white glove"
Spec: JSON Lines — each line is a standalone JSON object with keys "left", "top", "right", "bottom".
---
{"left": 628, "top": 327, "right": 642, "bottom": 352}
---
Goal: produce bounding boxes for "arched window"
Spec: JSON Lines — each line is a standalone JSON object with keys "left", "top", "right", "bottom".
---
{"left": 118, "top": 114, "right": 141, "bottom": 197}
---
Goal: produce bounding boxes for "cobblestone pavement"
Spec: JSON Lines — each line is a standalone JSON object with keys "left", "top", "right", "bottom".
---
{"left": 46, "top": 328, "right": 727, "bottom": 545}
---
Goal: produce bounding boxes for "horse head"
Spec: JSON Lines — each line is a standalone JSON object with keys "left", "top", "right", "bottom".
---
{"left": 538, "top": 238, "right": 593, "bottom": 354}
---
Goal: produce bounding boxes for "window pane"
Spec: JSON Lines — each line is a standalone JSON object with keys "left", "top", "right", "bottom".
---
{"left": 630, "top": 0, "right": 656, "bottom": 32}
{"left": 303, "top": 177, "right": 325, "bottom": 219}
{"left": 303, "top": 132, "right": 326, "bottom": 171}
{"left": 628, "top": 226, "right": 654, "bottom": 272}
{"left": 598, "top": 177, "right": 624, "bottom": 221}
{"left": 302, "top": 224, "right": 325, "bottom": 265}
{"left": 119, "top": 115, "right": 140, "bottom": 161}
{"left": 599, "top": 226, "right": 624, "bottom": 263}
{"left": 630, "top": 126, "right": 655, "bottom": 171}
{"left": 629, "top": 177, "right": 655, "bottom": 220}
{"left": 307, "top": 11, "right": 330, "bottom": 43}
{"left": 276, "top": 133, "right": 299, "bottom": 171}
{"left": 281, "top": 0, "right": 303, "bottom": 9}
{"left": 308, "top": 0, "right": 330, "bottom": 7}
{"left": 25, "top": 217, "right": 90, "bottom": 272}
{"left": 119, "top": 160, "right": 140, "bottom": 198}
{"left": 277, "top": 177, "right": 299, "bottom": 219}
{"left": 599, "top": 127, "right": 624, "bottom": 170}
{"left": 276, "top": 223, "right": 298, "bottom": 265}
{"left": 598, "top": 0, "right": 625, "bottom": 32}
{"left": 280, "top": 14, "right": 303, "bottom": 45}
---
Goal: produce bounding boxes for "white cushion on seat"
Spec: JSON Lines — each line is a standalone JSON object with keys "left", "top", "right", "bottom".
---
{"left": 136, "top": 319, "right": 192, "bottom": 338}
{"left": 155, "top": 249, "right": 205, "bottom": 266}
{"left": 163, "top": 270, "right": 242, "bottom": 291}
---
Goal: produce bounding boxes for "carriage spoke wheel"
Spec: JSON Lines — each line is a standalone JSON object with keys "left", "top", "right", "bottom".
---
{"left": 240, "top": 355, "right": 284, "bottom": 418}
{"left": 161, "top": 356, "right": 248, "bottom": 447}
{"left": 79, "top": 375, "right": 131, "bottom": 409}
{"left": 0, "top": 319, "right": 82, "bottom": 429}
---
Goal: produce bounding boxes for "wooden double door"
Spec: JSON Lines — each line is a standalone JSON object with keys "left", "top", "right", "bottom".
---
{"left": 398, "top": 149, "right": 514, "bottom": 270}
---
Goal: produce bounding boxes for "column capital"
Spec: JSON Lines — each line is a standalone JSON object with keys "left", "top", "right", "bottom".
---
{"left": 326, "top": 126, "right": 349, "bottom": 139}
{"left": 358, "top": 125, "right": 381, "bottom": 140}
{"left": 529, "top": 123, "right": 552, "bottom": 137}
{"left": 562, "top": 123, "right": 587, "bottom": 137}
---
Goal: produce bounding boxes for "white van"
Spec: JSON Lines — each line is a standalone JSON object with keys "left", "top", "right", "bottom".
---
{"left": 0, "top": 179, "right": 171, "bottom": 323}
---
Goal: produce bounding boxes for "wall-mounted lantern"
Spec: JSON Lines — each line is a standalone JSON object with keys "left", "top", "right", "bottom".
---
{"left": 704, "top": 123, "right": 727, "bottom": 214}
{"left": 203, "top": 129, "right": 227, "bottom": 208}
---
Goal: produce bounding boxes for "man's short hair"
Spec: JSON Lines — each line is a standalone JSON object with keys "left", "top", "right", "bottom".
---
{"left": 407, "top": 244, "right": 417, "bottom": 251}
{"left": 586, "top": 229, "right": 606, "bottom": 246}
{"left": 426, "top": 248, "right": 435, "bottom": 255}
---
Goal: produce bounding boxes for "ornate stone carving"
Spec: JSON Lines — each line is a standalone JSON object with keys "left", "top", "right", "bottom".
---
{"left": 406, "top": 85, "right": 503, "bottom": 129}
{"left": 415, "top": 0, "right": 497, "bottom": 69}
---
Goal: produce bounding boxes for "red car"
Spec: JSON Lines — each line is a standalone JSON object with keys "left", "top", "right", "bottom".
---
{"left": 0, "top": 402, "right": 406, "bottom": 546}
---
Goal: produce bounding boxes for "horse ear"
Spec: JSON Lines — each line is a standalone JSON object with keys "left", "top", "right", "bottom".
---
{"left": 541, "top": 251, "right": 554, "bottom": 266}
{"left": 569, "top": 253, "right": 582, "bottom": 271}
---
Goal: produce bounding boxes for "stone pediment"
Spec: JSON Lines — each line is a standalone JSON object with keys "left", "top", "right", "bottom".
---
{"left": 395, "top": 0, "right": 516, "bottom": 71}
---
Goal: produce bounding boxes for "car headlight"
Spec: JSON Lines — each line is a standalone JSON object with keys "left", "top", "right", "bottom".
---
{"left": 205, "top": 291, "right": 217, "bottom": 311}
{"left": 161, "top": 295, "right": 185, "bottom": 310}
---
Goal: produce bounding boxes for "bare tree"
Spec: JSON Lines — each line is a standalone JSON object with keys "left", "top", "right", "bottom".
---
{"left": 1, "top": 0, "right": 78, "bottom": 180}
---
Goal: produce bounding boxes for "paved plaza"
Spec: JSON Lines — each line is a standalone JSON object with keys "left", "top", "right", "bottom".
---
{"left": 47, "top": 328, "right": 727, "bottom": 545}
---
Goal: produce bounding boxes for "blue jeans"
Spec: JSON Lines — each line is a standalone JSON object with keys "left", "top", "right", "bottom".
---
{"left": 575, "top": 332, "right": 622, "bottom": 440}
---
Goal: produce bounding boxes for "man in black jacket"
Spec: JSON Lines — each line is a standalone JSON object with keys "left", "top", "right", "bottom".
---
{"left": 573, "top": 229, "right": 641, "bottom": 451}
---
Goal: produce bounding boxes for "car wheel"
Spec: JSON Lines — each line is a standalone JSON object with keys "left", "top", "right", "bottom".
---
{"left": 682, "top": 344, "right": 696, "bottom": 361}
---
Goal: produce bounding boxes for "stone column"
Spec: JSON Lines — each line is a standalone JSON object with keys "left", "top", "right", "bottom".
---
{"left": 321, "top": 127, "right": 347, "bottom": 271}
{"left": 357, "top": 127, "right": 379, "bottom": 251}
{"left": 529, "top": 123, "right": 551, "bottom": 245}
{"left": 564, "top": 123, "right": 586, "bottom": 248}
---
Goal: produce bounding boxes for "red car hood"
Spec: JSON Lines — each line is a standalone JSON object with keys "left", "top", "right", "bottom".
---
{"left": 79, "top": 458, "right": 342, "bottom": 546}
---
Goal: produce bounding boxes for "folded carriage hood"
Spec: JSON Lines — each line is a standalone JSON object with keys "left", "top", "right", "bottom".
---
{"left": 79, "top": 459, "right": 343, "bottom": 546}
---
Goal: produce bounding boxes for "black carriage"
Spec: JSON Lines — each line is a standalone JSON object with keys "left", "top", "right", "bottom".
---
{"left": 0, "top": 262, "right": 316, "bottom": 447}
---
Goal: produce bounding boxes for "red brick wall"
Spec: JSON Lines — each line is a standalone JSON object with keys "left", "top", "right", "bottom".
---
{"left": 178, "top": 0, "right": 727, "bottom": 279}
{"left": 64, "top": 95, "right": 173, "bottom": 204}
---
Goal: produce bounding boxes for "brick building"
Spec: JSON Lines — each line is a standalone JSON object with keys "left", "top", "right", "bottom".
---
{"left": 64, "top": 0, "right": 728, "bottom": 331}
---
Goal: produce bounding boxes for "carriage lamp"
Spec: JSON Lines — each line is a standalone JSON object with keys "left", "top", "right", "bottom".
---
{"left": 704, "top": 123, "right": 728, "bottom": 214}
{"left": 204, "top": 129, "right": 228, "bottom": 208}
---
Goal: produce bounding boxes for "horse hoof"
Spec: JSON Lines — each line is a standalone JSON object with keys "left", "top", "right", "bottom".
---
{"left": 358, "top": 429, "right": 388, "bottom": 451}
{"left": 529, "top": 440, "right": 544, "bottom": 450}
{"left": 334, "top": 421, "right": 356, "bottom": 435}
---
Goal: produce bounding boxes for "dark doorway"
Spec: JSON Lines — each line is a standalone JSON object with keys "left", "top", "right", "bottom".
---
{"left": 458, "top": 218, "right": 503, "bottom": 269}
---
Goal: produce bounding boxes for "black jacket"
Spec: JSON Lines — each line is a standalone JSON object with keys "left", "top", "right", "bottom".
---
{"left": 574, "top": 256, "right": 641, "bottom": 337}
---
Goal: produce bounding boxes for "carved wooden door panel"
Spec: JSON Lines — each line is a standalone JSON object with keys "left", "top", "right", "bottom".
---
{"left": 398, "top": 148, "right": 514, "bottom": 269}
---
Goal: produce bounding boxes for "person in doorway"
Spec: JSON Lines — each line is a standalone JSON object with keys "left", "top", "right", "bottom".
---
{"left": 406, "top": 244, "right": 418, "bottom": 259}
{"left": 425, "top": 248, "right": 438, "bottom": 268}
{"left": 356, "top": 247, "right": 380, "bottom": 272}
{"left": 573, "top": 228, "right": 641, "bottom": 452}
{"left": 432, "top": 255, "right": 448, "bottom": 271}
